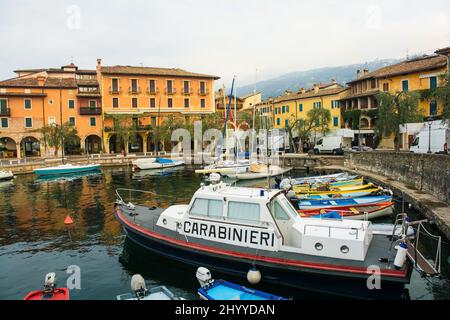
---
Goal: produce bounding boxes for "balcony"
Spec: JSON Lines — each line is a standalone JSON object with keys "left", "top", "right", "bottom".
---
{"left": 146, "top": 87, "right": 159, "bottom": 95}
{"left": 198, "top": 88, "right": 209, "bottom": 96}
{"left": 0, "top": 108, "right": 11, "bottom": 116}
{"left": 109, "top": 86, "right": 122, "bottom": 94}
{"left": 79, "top": 107, "right": 102, "bottom": 115}
{"left": 165, "top": 87, "right": 177, "bottom": 95}
{"left": 182, "top": 88, "right": 193, "bottom": 95}
{"left": 128, "top": 87, "right": 142, "bottom": 95}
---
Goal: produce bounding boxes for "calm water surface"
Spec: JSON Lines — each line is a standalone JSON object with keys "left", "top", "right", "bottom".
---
{"left": 0, "top": 167, "right": 449, "bottom": 300}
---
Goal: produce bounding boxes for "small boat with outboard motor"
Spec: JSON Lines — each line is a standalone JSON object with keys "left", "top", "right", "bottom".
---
{"left": 24, "top": 272, "right": 69, "bottom": 300}
{"left": 196, "top": 267, "right": 287, "bottom": 300}
{"left": 293, "top": 195, "right": 393, "bottom": 210}
{"left": 195, "top": 159, "right": 251, "bottom": 175}
{"left": 292, "top": 178, "right": 365, "bottom": 191}
{"left": 33, "top": 163, "right": 101, "bottom": 176}
{"left": 294, "top": 186, "right": 385, "bottom": 199}
{"left": 114, "top": 173, "right": 441, "bottom": 299}
{"left": 0, "top": 170, "right": 14, "bottom": 181}
{"left": 226, "top": 163, "right": 292, "bottom": 181}
{"left": 132, "top": 157, "right": 184, "bottom": 170}
{"left": 116, "top": 274, "right": 184, "bottom": 300}
{"left": 292, "top": 172, "right": 358, "bottom": 185}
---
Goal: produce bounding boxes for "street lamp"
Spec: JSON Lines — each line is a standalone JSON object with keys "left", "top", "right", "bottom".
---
{"left": 426, "top": 116, "right": 434, "bottom": 154}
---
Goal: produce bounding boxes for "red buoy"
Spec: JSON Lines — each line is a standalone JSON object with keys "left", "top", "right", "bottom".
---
{"left": 64, "top": 215, "right": 73, "bottom": 225}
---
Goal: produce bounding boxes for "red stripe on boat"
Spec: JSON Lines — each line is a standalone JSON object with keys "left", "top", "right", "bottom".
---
{"left": 116, "top": 208, "right": 407, "bottom": 278}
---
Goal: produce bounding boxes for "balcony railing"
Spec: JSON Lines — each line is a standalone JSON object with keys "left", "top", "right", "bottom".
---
{"left": 146, "top": 88, "right": 159, "bottom": 95}
{"left": 0, "top": 108, "right": 11, "bottom": 116}
{"left": 182, "top": 88, "right": 193, "bottom": 95}
{"left": 198, "top": 88, "right": 209, "bottom": 96}
{"left": 128, "top": 87, "right": 142, "bottom": 94}
{"left": 109, "top": 86, "right": 122, "bottom": 94}
{"left": 165, "top": 87, "right": 177, "bottom": 95}
{"left": 79, "top": 107, "right": 102, "bottom": 115}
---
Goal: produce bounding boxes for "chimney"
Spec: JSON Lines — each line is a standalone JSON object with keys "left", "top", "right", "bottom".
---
{"left": 96, "top": 58, "right": 102, "bottom": 69}
{"left": 363, "top": 68, "right": 369, "bottom": 75}
{"left": 313, "top": 84, "right": 319, "bottom": 94}
{"left": 356, "top": 69, "right": 361, "bottom": 78}
{"left": 37, "top": 75, "right": 46, "bottom": 87}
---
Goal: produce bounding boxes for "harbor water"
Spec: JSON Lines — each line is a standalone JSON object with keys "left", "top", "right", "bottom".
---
{"left": 0, "top": 167, "right": 449, "bottom": 300}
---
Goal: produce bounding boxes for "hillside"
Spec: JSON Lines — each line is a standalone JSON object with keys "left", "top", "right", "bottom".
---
{"left": 237, "top": 59, "right": 401, "bottom": 99}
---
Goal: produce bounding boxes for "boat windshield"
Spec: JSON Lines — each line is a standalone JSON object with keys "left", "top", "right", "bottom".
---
{"left": 269, "top": 194, "right": 298, "bottom": 220}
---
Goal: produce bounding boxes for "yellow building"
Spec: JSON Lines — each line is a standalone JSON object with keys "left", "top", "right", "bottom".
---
{"left": 96, "top": 59, "right": 219, "bottom": 153}
{"left": 272, "top": 81, "right": 348, "bottom": 132}
{"left": 340, "top": 54, "right": 448, "bottom": 148}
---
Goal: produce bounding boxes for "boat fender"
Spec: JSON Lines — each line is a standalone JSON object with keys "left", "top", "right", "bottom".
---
{"left": 126, "top": 202, "right": 136, "bottom": 210}
{"left": 247, "top": 267, "right": 261, "bottom": 285}
{"left": 196, "top": 267, "right": 214, "bottom": 288}
{"left": 44, "top": 272, "right": 56, "bottom": 292}
{"left": 394, "top": 242, "right": 408, "bottom": 269}
{"left": 280, "top": 179, "right": 292, "bottom": 191}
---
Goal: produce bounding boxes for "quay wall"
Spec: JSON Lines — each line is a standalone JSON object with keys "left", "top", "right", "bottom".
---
{"left": 345, "top": 151, "right": 450, "bottom": 205}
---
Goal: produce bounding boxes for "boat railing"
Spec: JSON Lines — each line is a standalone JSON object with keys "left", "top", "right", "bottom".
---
{"left": 115, "top": 188, "right": 174, "bottom": 206}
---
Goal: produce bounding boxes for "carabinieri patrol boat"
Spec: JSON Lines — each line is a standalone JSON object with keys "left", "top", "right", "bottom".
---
{"left": 114, "top": 176, "right": 439, "bottom": 299}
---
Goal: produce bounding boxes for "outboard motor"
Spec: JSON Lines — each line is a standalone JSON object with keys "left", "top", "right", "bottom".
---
{"left": 130, "top": 274, "right": 148, "bottom": 299}
{"left": 209, "top": 173, "right": 221, "bottom": 185}
{"left": 43, "top": 272, "right": 56, "bottom": 293}
{"left": 279, "top": 178, "right": 292, "bottom": 191}
{"left": 196, "top": 267, "right": 214, "bottom": 288}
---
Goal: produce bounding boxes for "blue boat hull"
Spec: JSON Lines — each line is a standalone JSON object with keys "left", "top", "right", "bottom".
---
{"left": 33, "top": 164, "right": 101, "bottom": 176}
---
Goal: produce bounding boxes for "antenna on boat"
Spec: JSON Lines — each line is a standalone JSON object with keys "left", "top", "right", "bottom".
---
{"left": 265, "top": 116, "right": 270, "bottom": 189}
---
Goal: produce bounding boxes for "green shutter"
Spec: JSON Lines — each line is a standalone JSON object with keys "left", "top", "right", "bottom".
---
{"left": 430, "top": 77, "right": 437, "bottom": 90}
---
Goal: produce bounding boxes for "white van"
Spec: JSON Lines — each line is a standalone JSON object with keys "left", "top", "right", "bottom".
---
{"left": 313, "top": 136, "right": 344, "bottom": 155}
{"left": 410, "top": 126, "right": 449, "bottom": 154}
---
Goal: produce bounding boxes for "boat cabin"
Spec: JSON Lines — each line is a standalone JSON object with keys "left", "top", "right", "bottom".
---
{"left": 156, "top": 181, "right": 373, "bottom": 261}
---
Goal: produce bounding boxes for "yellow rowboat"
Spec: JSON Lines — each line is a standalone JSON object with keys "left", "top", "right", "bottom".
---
{"left": 293, "top": 177, "right": 364, "bottom": 191}
{"left": 295, "top": 187, "right": 382, "bottom": 199}
{"left": 293, "top": 183, "right": 374, "bottom": 193}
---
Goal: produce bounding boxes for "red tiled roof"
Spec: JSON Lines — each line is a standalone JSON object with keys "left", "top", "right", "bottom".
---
{"left": 0, "top": 76, "right": 77, "bottom": 88}
{"left": 100, "top": 66, "right": 220, "bottom": 79}
{"left": 347, "top": 55, "right": 447, "bottom": 84}
{"left": 274, "top": 87, "right": 348, "bottom": 104}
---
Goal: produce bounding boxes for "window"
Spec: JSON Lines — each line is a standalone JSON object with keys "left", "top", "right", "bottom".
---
{"left": 190, "top": 198, "right": 223, "bottom": 218}
{"left": 402, "top": 80, "right": 409, "bottom": 92}
{"left": 274, "top": 202, "right": 290, "bottom": 220}
{"left": 168, "top": 98, "right": 173, "bottom": 108}
{"left": 111, "top": 78, "right": 119, "bottom": 92}
{"left": 430, "top": 76, "right": 437, "bottom": 90}
{"left": 24, "top": 99, "right": 32, "bottom": 109}
{"left": 167, "top": 80, "right": 173, "bottom": 93}
{"left": 68, "top": 99, "right": 75, "bottom": 109}
{"left": 286, "top": 105, "right": 289, "bottom": 113}
{"left": 68, "top": 117, "right": 76, "bottom": 126}
{"left": 228, "top": 201, "right": 260, "bottom": 222}
{"left": 370, "top": 79, "right": 377, "bottom": 89}
{"left": 299, "top": 104, "right": 303, "bottom": 112}
{"left": 151, "top": 116, "right": 156, "bottom": 126}
{"left": 430, "top": 101, "right": 437, "bottom": 116}
{"left": 282, "top": 106, "right": 285, "bottom": 113}
{"left": 1, "top": 118, "right": 8, "bottom": 128}
{"left": 132, "top": 98, "right": 138, "bottom": 108}
{"left": 274, "top": 108, "right": 277, "bottom": 115}
{"left": 90, "top": 117, "right": 96, "bottom": 126}
{"left": 149, "top": 80, "right": 156, "bottom": 93}
{"left": 383, "top": 83, "right": 389, "bottom": 92}
{"left": 276, "top": 118, "right": 280, "bottom": 125}
{"left": 131, "top": 79, "right": 138, "bottom": 93}
{"left": 199, "top": 81, "right": 206, "bottom": 94}
{"left": 184, "top": 98, "right": 189, "bottom": 108}
{"left": 285, "top": 119, "right": 289, "bottom": 127}
{"left": 200, "top": 99, "right": 205, "bottom": 108}
{"left": 183, "top": 81, "right": 190, "bottom": 94}
{"left": 333, "top": 116, "right": 339, "bottom": 127}
{"left": 25, "top": 117, "right": 33, "bottom": 128}
{"left": 113, "top": 98, "right": 119, "bottom": 108}
{"left": 89, "top": 100, "right": 96, "bottom": 108}
{"left": 0, "top": 99, "right": 8, "bottom": 113}
{"left": 150, "top": 98, "right": 156, "bottom": 108}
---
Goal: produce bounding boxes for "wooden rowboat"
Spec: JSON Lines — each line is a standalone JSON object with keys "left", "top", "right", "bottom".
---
{"left": 298, "top": 202, "right": 394, "bottom": 220}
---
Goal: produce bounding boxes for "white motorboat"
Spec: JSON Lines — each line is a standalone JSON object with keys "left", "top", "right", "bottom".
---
{"left": 33, "top": 163, "right": 101, "bottom": 176}
{"left": 0, "top": 170, "right": 14, "bottom": 181}
{"left": 116, "top": 274, "right": 184, "bottom": 300}
{"left": 196, "top": 159, "right": 250, "bottom": 175}
{"left": 226, "top": 163, "right": 292, "bottom": 180}
{"left": 132, "top": 157, "right": 185, "bottom": 170}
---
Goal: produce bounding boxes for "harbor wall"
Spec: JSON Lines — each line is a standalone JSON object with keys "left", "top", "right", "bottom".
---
{"left": 345, "top": 151, "right": 450, "bottom": 205}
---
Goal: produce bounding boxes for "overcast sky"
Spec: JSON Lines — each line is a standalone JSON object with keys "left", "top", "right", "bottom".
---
{"left": 1, "top": 0, "right": 449, "bottom": 88}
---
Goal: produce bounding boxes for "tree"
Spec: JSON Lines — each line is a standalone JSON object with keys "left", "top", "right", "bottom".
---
{"left": 110, "top": 115, "right": 138, "bottom": 156}
{"left": 375, "top": 91, "right": 422, "bottom": 151}
{"left": 433, "top": 72, "right": 450, "bottom": 120}
{"left": 40, "top": 122, "right": 80, "bottom": 156}
{"left": 286, "top": 108, "right": 331, "bottom": 152}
